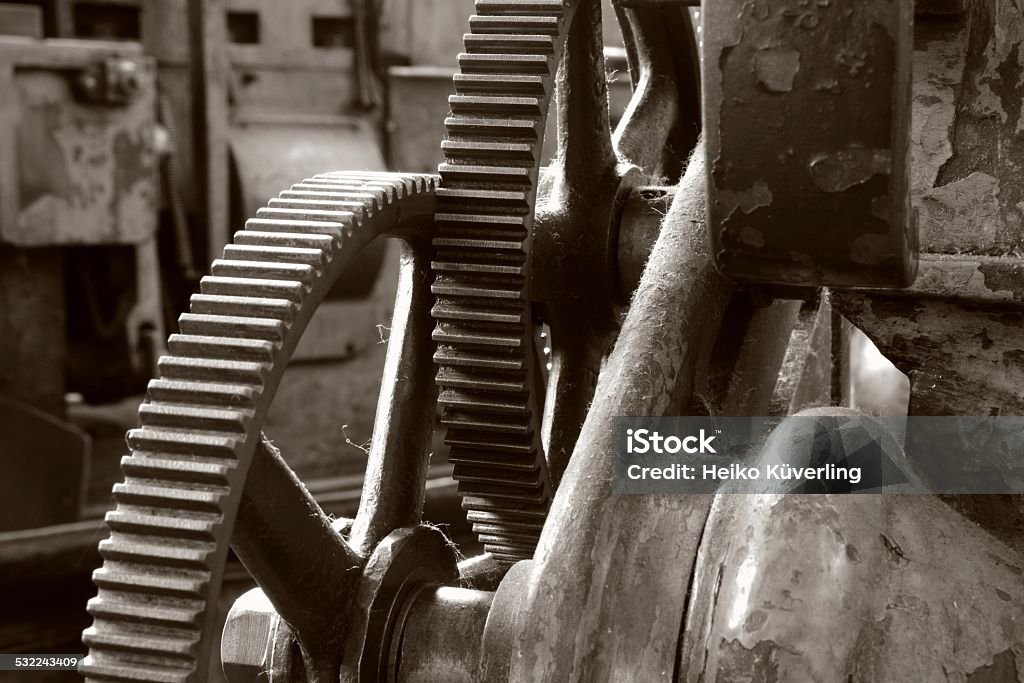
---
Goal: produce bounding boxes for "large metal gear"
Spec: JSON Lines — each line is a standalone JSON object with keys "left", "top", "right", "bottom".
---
{"left": 430, "top": 0, "right": 566, "bottom": 563}
{"left": 432, "top": 0, "right": 699, "bottom": 562}
{"left": 80, "top": 172, "right": 438, "bottom": 681}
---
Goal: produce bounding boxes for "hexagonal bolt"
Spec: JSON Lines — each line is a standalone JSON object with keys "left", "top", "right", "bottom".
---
{"left": 221, "top": 588, "right": 277, "bottom": 682}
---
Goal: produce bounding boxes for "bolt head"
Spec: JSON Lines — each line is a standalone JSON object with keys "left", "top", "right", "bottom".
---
{"left": 221, "top": 588, "right": 277, "bottom": 682}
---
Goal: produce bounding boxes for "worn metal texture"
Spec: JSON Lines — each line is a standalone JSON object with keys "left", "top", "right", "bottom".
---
{"left": 338, "top": 526, "right": 460, "bottom": 683}
{"left": 508, "top": 143, "right": 733, "bottom": 682}
{"left": 913, "top": 1, "right": 1024, "bottom": 256}
{"left": 394, "top": 586, "right": 494, "bottom": 683}
{"left": 833, "top": 291, "right": 1024, "bottom": 414}
{"left": 833, "top": 0, "right": 1024, "bottom": 417}
{"left": 679, "top": 493, "right": 1024, "bottom": 682}
{"left": 769, "top": 296, "right": 833, "bottom": 415}
{"left": 705, "top": 0, "right": 917, "bottom": 288}
{"left": 0, "top": 40, "right": 157, "bottom": 245}
{"left": 80, "top": 172, "right": 438, "bottom": 682}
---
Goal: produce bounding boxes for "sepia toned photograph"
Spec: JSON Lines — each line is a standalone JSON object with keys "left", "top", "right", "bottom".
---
{"left": 0, "top": 0, "right": 1022, "bottom": 681}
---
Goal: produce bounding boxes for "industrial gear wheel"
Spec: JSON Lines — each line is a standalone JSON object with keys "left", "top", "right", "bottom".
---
{"left": 432, "top": 0, "right": 699, "bottom": 562}
{"left": 80, "top": 172, "right": 438, "bottom": 681}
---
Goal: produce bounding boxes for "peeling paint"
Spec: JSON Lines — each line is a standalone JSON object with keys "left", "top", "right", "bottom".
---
{"left": 919, "top": 172, "right": 1002, "bottom": 252}
{"left": 718, "top": 179, "right": 774, "bottom": 218}
{"left": 5, "top": 56, "right": 157, "bottom": 245}
{"left": 809, "top": 148, "right": 892, "bottom": 193}
{"left": 754, "top": 47, "right": 801, "bottom": 93}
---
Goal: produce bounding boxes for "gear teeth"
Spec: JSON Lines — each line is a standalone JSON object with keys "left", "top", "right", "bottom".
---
{"left": 98, "top": 536, "right": 215, "bottom": 571}
{"left": 434, "top": 348, "right": 525, "bottom": 372}
{"left": 433, "top": 327, "right": 525, "bottom": 349}
{"left": 105, "top": 506, "right": 223, "bottom": 539}
{"left": 189, "top": 294, "right": 294, "bottom": 322}
{"left": 466, "top": 510, "right": 546, "bottom": 531}
{"left": 290, "top": 185, "right": 383, "bottom": 211}
{"left": 138, "top": 403, "right": 252, "bottom": 432}
{"left": 431, "top": 260, "right": 525, "bottom": 276}
{"left": 86, "top": 172, "right": 439, "bottom": 681}
{"left": 157, "top": 356, "right": 266, "bottom": 384}
{"left": 88, "top": 590, "right": 205, "bottom": 627}
{"left": 433, "top": 237, "right": 525, "bottom": 250}
{"left": 433, "top": 6, "right": 565, "bottom": 566}
{"left": 475, "top": 0, "right": 564, "bottom": 17}
{"left": 431, "top": 282, "right": 523, "bottom": 300}
{"left": 299, "top": 179, "right": 400, "bottom": 203}
{"left": 463, "top": 33, "right": 556, "bottom": 53}
{"left": 469, "top": 15, "right": 560, "bottom": 34}
{"left": 442, "top": 139, "right": 537, "bottom": 161}
{"left": 444, "top": 115, "right": 541, "bottom": 140}
{"left": 441, "top": 414, "right": 531, "bottom": 435}
{"left": 168, "top": 334, "right": 275, "bottom": 363}
{"left": 146, "top": 379, "right": 258, "bottom": 408}
{"left": 83, "top": 623, "right": 198, "bottom": 659}
{"left": 126, "top": 428, "right": 241, "bottom": 458}
{"left": 92, "top": 565, "right": 210, "bottom": 599}
{"left": 222, "top": 244, "right": 328, "bottom": 268}
{"left": 211, "top": 259, "right": 316, "bottom": 285}
{"left": 439, "top": 389, "right": 528, "bottom": 415}
{"left": 113, "top": 482, "right": 230, "bottom": 513}
{"left": 233, "top": 230, "right": 336, "bottom": 251}
{"left": 432, "top": 303, "right": 524, "bottom": 325}
{"left": 200, "top": 276, "right": 304, "bottom": 303}
{"left": 449, "top": 95, "right": 543, "bottom": 116}
{"left": 80, "top": 655, "right": 194, "bottom": 683}
{"left": 453, "top": 73, "right": 546, "bottom": 95}
{"left": 437, "top": 369, "right": 527, "bottom": 393}
{"left": 458, "top": 52, "right": 551, "bottom": 74}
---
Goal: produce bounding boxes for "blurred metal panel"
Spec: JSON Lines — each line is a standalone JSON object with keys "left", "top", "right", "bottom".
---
{"left": 228, "top": 112, "right": 385, "bottom": 217}
{"left": 386, "top": 65, "right": 453, "bottom": 173}
{"left": 0, "top": 395, "right": 90, "bottom": 533}
{"left": 0, "top": 39, "right": 157, "bottom": 245}
{"left": 0, "top": 3, "right": 43, "bottom": 38}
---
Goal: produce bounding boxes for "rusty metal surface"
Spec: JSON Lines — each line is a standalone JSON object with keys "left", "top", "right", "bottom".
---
{"left": 509, "top": 143, "right": 733, "bottom": 682}
{"left": 680, "top": 493, "right": 1024, "bottom": 682}
{"left": 0, "top": 40, "right": 157, "bottom": 245}
{"left": 833, "top": 0, "right": 1024, "bottom": 418}
{"left": 394, "top": 586, "right": 493, "bottom": 683}
{"left": 705, "top": 0, "right": 917, "bottom": 288}
{"left": 769, "top": 296, "right": 833, "bottom": 415}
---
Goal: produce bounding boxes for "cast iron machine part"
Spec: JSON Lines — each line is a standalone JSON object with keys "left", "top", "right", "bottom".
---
{"left": 81, "top": 1, "right": 1024, "bottom": 681}
{"left": 80, "top": 0, "right": 701, "bottom": 679}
